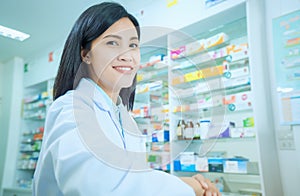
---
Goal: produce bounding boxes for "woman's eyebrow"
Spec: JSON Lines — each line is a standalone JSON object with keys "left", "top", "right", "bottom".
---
{"left": 103, "top": 34, "right": 122, "bottom": 39}
{"left": 103, "top": 34, "right": 138, "bottom": 41}
{"left": 130, "top": 36, "right": 139, "bottom": 41}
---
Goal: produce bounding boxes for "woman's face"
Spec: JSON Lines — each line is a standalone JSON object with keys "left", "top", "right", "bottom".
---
{"left": 86, "top": 17, "right": 140, "bottom": 94}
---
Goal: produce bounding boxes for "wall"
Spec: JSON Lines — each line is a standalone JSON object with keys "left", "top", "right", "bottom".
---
{"left": 0, "top": 57, "right": 23, "bottom": 192}
{"left": 265, "top": 0, "right": 300, "bottom": 195}
{"left": 0, "top": 44, "right": 61, "bottom": 192}
{"left": 23, "top": 43, "right": 62, "bottom": 87}
{"left": 121, "top": 0, "right": 246, "bottom": 43}
{"left": 0, "top": 62, "right": 4, "bottom": 196}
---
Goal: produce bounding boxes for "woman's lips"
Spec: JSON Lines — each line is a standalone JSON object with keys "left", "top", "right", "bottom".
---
{"left": 112, "top": 66, "right": 134, "bottom": 74}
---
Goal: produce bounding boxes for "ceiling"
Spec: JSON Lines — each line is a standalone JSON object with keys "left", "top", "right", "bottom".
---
{"left": 0, "top": 0, "right": 151, "bottom": 63}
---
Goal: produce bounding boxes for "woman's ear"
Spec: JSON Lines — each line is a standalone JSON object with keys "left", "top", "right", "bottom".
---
{"left": 81, "top": 48, "right": 91, "bottom": 64}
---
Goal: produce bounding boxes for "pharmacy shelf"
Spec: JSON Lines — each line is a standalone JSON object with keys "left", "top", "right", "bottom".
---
{"left": 172, "top": 105, "right": 253, "bottom": 119}
{"left": 172, "top": 136, "right": 256, "bottom": 144}
{"left": 12, "top": 79, "right": 54, "bottom": 189}
{"left": 173, "top": 171, "right": 260, "bottom": 176}
{"left": 174, "top": 84, "right": 251, "bottom": 104}
{"left": 172, "top": 55, "right": 248, "bottom": 75}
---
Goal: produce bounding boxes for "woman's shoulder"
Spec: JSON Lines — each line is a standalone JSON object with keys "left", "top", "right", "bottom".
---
{"left": 48, "top": 91, "right": 74, "bottom": 114}
{"left": 50, "top": 88, "right": 94, "bottom": 113}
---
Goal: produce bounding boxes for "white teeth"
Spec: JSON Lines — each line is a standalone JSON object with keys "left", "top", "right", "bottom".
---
{"left": 115, "top": 67, "right": 132, "bottom": 71}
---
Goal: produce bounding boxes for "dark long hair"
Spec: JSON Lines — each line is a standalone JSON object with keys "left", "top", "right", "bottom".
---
{"left": 53, "top": 2, "right": 140, "bottom": 110}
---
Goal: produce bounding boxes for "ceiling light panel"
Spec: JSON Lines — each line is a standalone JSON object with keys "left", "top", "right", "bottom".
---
{"left": 0, "top": 25, "right": 30, "bottom": 41}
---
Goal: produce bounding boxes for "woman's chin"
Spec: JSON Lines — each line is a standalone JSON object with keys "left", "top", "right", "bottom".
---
{"left": 120, "top": 82, "right": 133, "bottom": 89}
{"left": 118, "top": 78, "right": 134, "bottom": 89}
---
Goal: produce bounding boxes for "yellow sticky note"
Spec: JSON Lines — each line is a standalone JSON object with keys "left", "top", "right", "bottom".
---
{"left": 167, "top": 0, "right": 178, "bottom": 8}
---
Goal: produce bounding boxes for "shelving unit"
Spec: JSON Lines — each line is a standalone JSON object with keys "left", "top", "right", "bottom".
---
{"left": 169, "top": 13, "right": 261, "bottom": 194}
{"left": 133, "top": 2, "right": 266, "bottom": 195}
{"left": 132, "top": 39, "right": 172, "bottom": 172}
{"left": 13, "top": 79, "right": 54, "bottom": 191}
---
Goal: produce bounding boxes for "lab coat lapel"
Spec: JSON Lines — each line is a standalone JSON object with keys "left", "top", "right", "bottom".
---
{"left": 76, "top": 78, "right": 123, "bottom": 138}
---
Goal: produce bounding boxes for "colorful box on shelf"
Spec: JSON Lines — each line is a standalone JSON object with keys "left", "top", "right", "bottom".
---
{"left": 147, "top": 155, "right": 162, "bottom": 170}
{"left": 223, "top": 91, "right": 252, "bottom": 111}
{"left": 131, "top": 106, "right": 150, "bottom": 118}
{"left": 205, "top": 32, "right": 229, "bottom": 49}
{"left": 170, "top": 32, "right": 229, "bottom": 60}
{"left": 196, "top": 96, "right": 213, "bottom": 109}
{"left": 152, "top": 123, "right": 163, "bottom": 131}
{"left": 151, "top": 106, "right": 165, "bottom": 116}
{"left": 136, "top": 84, "right": 149, "bottom": 94}
{"left": 137, "top": 72, "right": 152, "bottom": 82}
{"left": 23, "top": 110, "right": 46, "bottom": 120}
{"left": 243, "top": 117, "right": 255, "bottom": 127}
{"left": 170, "top": 46, "right": 186, "bottom": 60}
{"left": 208, "top": 157, "right": 224, "bottom": 173}
{"left": 175, "top": 87, "right": 194, "bottom": 98}
{"left": 230, "top": 48, "right": 249, "bottom": 62}
{"left": 184, "top": 70, "right": 202, "bottom": 82}
{"left": 172, "top": 75, "right": 185, "bottom": 85}
{"left": 180, "top": 45, "right": 228, "bottom": 66}
{"left": 137, "top": 74, "right": 143, "bottom": 82}
{"left": 223, "top": 95, "right": 236, "bottom": 105}
{"left": 230, "top": 127, "right": 256, "bottom": 138}
{"left": 173, "top": 159, "right": 181, "bottom": 171}
{"left": 285, "top": 37, "right": 300, "bottom": 47}
{"left": 139, "top": 54, "right": 165, "bottom": 69}
{"left": 223, "top": 157, "right": 249, "bottom": 174}
{"left": 33, "top": 133, "right": 43, "bottom": 141}
{"left": 138, "top": 68, "right": 168, "bottom": 82}
{"left": 222, "top": 76, "right": 250, "bottom": 89}
{"left": 180, "top": 152, "right": 196, "bottom": 172}
{"left": 226, "top": 43, "right": 248, "bottom": 55}
{"left": 136, "top": 80, "right": 163, "bottom": 94}
{"left": 23, "top": 99, "right": 50, "bottom": 110}
{"left": 185, "top": 39, "right": 206, "bottom": 56}
{"left": 23, "top": 91, "right": 49, "bottom": 104}
{"left": 223, "top": 66, "right": 249, "bottom": 79}
{"left": 171, "top": 61, "right": 191, "bottom": 71}
{"left": 208, "top": 47, "right": 227, "bottom": 60}
{"left": 207, "top": 121, "right": 233, "bottom": 139}
{"left": 179, "top": 64, "right": 224, "bottom": 84}
{"left": 131, "top": 109, "right": 141, "bottom": 118}
{"left": 172, "top": 105, "right": 190, "bottom": 113}
{"left": 200, "top": 65, "right": 224, "bottom": 78}
{"left": 243, "top": 127, "right": 256, "bottom": 137}
{"left": 196, "top": 157, "right": 209, "bottom": 172}
{"left": 149, "top": 80, "right": 163, "bottom": 91}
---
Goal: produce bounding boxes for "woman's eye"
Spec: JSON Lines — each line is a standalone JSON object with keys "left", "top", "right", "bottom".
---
{"left": 130, "top": 43, "right": 139, "bottom": 48}
{"left": 106, "top": 41, "right": 119, "bottom": 46}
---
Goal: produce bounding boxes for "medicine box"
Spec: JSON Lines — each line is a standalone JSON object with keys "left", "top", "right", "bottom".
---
{"left": 196, "top": 157, "right": 209, "bottom": 172}
{"left": 208, "top": 157, "right": 224, "bottom": 173}
{"left": 180, "top": 152, "right": 196, "bottom": 172}
{"left": 223, "top": 157, "right": 249, "bottom": 173}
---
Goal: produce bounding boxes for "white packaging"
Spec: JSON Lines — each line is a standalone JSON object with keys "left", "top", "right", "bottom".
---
{"left": 196, "top": 156, "right": 209, "bottom": 172}
{"left": 200, "top": 120, "right": 211, "bottom": 139}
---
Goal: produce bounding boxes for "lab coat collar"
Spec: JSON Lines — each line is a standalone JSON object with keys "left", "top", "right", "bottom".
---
{"left": 76, "top": 78, "right": 122, "bottom": 113}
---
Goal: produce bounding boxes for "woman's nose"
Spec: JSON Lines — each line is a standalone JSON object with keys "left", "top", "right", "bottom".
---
{"left": 118, "top": 51, "right": 133, "bottom": 62}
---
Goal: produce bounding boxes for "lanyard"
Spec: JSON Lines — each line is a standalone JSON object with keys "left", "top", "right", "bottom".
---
{"left": 116, "top": 108, "right": 126, "bottom": 149}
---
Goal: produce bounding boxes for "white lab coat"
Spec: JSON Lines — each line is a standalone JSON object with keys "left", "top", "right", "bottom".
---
{"left": 33, "top": 78, "right": 195, "bottom": 196}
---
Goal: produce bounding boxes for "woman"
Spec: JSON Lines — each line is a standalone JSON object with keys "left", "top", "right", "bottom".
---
{"left": 33, "top": 2, "right": 220, "bottom": 196}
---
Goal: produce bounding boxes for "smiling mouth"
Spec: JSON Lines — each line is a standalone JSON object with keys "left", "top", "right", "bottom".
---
{"left": 112, "top": 66, "right": 134, "bottom": 73}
